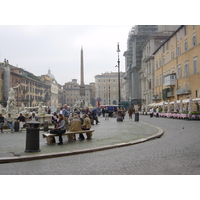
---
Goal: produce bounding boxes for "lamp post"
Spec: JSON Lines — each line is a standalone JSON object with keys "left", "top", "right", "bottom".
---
{"left": 108, "top": 78, "right": 111, "bottom": 105}
{"left": 116, "top": 42, "right": 123, "bottom": 122}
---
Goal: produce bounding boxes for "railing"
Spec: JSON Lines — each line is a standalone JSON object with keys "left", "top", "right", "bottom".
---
{"left": 176, "top": 88, "right": 191, "bottom": 95}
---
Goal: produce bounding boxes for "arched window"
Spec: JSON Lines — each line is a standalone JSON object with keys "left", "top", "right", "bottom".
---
{"left": 113, "top": 100, "right": 117, "bottom": 105}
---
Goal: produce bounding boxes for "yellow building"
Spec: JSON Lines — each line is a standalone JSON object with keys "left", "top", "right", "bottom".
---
{"left": 153, "top": 25, "right": 200, "bottom": 111}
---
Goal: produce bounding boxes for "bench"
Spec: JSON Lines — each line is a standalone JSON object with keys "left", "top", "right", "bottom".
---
{"left": 43, "top": 129, "right": 94, "bottom": 144}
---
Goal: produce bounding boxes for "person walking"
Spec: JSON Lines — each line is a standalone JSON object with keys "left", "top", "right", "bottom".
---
{"left": 102, "top": 108, "right": 105, "bottom": 117}
{"left": 121, "top": 107, "right": 125, "bottom": 120}
{"left": 6, "top": 113, "right": 14, "bottom": 132}
{"left": 62, "top": 104, "right": 70, "bottom": 131}
{"left": 156, "top": 107, "right": 159, "bottom": 118}
{"left": 104, "top": 107, "right": 109, "bottom": 120}
{"left": 50, "top": 114, "right": 66, "bottom": 145}
{"left": 150, "top": 108, "right": 154, "bottom": 118}
{"left": 128, "top": 107, "right": 133, "bottom": 119}
{"left": 0, "top": 114, "right": 5, "bottom": 133}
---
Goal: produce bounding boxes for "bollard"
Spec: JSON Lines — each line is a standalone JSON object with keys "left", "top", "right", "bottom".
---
{"left": 25, "top": 121, "right": 40, "bottom": 152}
{"left": 43, "top": 120, "right": 49, "bottom": 132}
{"left": 135, "top": 112, "right": 139, "bottom": 122}
{"left": 14, "top": 121, "right": 19, "bottom": 132}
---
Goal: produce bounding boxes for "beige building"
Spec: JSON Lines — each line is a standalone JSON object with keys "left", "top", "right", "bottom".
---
{"left": 10, "top": 66, "right": 46, "bottom": 107}
{"left": 63, "top": 79, "right": 95, "bottom": 108}
{"left": 0, "top": 61, "right": 60, "bottom": 108}
{"left": 153, "top": 25, "right": 200, "bottom": 111}
{"left": 95, "top": 72, "right": 125, "bottom": 106}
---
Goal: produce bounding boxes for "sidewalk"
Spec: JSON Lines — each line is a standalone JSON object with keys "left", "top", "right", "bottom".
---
{"left": 0, "top": 116, "right": 163, "bottom": 163}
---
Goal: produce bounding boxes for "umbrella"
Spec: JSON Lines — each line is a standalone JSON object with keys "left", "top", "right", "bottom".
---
{"left": 179, "top": 98, "right": 183, "bottom": 113}
{"left": 167, "top": 100, "right": 170, "bottom": 113}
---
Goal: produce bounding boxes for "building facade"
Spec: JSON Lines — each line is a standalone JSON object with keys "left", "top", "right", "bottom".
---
{"left": 123, "top": 25, "right": 158, "bottom": 106}
{"left": 95, "top": 72, "right": 125, "bottom": 106}
{"left": 141, "top": 27, "right": 180, "bottom": 108}
{"left": 153, "top": 25, "right": 200, "bottom": 111}
{"left": 0, "top": 61, "right": 61, "bottom": 108}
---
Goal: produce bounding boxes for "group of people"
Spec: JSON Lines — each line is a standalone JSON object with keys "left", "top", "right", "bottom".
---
{"left": 0, "top": 112, "right": 39, "bottom": 133}
{"left": 50, "top": 104, "right": 91, "bottom": 145}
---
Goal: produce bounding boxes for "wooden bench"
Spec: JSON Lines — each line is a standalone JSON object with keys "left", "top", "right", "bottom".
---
{"left": 43, "top": 129, "right": 94, "bottom": 144}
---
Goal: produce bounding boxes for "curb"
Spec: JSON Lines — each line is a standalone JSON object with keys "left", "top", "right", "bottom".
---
{"left": 0, "top": 122, "right": 164, "bottom": 164}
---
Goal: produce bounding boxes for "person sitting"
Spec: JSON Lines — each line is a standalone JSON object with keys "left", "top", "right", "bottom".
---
{"left": 81, "top": 114, "right": 91, "bottom": 140}
{"left": 0, "top": 113, "right": 5, "bottom": 133}
{"left": 51, "top": 112, "right": 58, "bottom": 128}
{"left": 69, "top": 113, "right": 82, "bottom": 140}
{"left": 50, "top": 114, "right": 66, "bottom": 145}
{"left": 6, "top": 113, "right": 14, "bottom": 132}
{"left": 29, "top": 112, "right": 38, "bottom": 121}
{"left": 17, "top": 113, "right": 26, "bottom": 131}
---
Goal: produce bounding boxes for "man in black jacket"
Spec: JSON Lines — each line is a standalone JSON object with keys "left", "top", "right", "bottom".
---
{"left": 17, "top": 113, "right": 26, "bottom": 131}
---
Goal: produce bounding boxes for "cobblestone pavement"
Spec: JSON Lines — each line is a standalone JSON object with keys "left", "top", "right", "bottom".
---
{"left": 0, "top": 115, "right": 200, "bottom": 175}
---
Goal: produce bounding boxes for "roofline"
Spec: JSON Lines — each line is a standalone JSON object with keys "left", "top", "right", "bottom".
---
{"left": 152, "top": 25, "right": 184, "bottom": 55}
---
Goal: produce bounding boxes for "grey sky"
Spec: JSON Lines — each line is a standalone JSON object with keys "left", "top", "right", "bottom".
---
{"left": 0, "top": 25, "right": 131, "bottom": 85}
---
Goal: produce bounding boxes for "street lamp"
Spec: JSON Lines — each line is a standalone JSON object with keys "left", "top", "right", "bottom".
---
{"left": 116, "top": 42, "right": 123, "bottom": 122}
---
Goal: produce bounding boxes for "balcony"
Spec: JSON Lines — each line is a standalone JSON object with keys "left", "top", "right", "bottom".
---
{"left": 167, "top": 91, "right": 174, "bottom": 97}
{"left": 152, "top": 95, "right": 161, "bottom": 101}
{"left": 176, "top": 88, "right": 191, "bottom": 95}
{"left": 164, "top": 73, "right": 176, "bottom": 87}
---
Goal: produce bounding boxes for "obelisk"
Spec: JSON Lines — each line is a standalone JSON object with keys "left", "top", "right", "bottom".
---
{"left": 80, "top": 46, "right": 85, "bottom": 96}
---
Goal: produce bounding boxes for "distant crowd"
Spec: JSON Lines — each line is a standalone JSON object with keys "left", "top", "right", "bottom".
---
{"left": 0, "top": 105, "right": 136, "bottom": 144}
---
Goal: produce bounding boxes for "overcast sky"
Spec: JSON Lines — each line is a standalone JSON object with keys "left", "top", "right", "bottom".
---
{"left": 0, "top": 25, "right": 131, "bottom": 85}
{"left": 0, "top": 1, "right": 194, "bottom": 87}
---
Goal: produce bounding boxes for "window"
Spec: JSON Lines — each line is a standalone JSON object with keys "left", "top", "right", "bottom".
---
{"left": 171, "top": 67, "right": 175, "bottom": 73}
{"left": 184, "top": 26, "right": 187, "bottom": 35}
{"left": 149, "top": 80, "right": 151, "bottom": 89}
{"left": 165, "top": 42, "right": 168, "bottom": 51}
{"left": 180, "top": 29, "right": 182, "bottom": 39}
{"left": 159, "top": 75, "right": 162, "bottom": 85}
{"left": 177, "top": 64, "right": 182, "bottom": 79}
{"left": 184, "top": 61, "right": 189, "bottom": 76}
{"left": 171, "top": 50, "right": 174, "bottom": 59}
{"left": 162, "top": 46, "right": 165, "bottom": 53}
{"left": 170, "top": 38, "right": 174, "bottom": 47}
{"left": 156, "top": 76, "right": 158, "bottom": 86}
{"left": 156, "top": 62, "right": 158, "bottom": 70}
{"left": 166, "top": 53, "right": 169, "bottom": 63}
{"left": 184, "top": 40, "right": 188, "bottom": 51}
{"left": 192, "top": 33, "right": 196, "bottom": 46}
{"left": 162, "top": 56, "right": 165, "bottom": 66}
{"left": 177, "top": 45, "right": 181, "bottom": 56}
{"left": 176, "top": 32, "right": 180, "bottom": 42}
{"left": 193, "top": 57, "right": 198, "bottom": 74}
